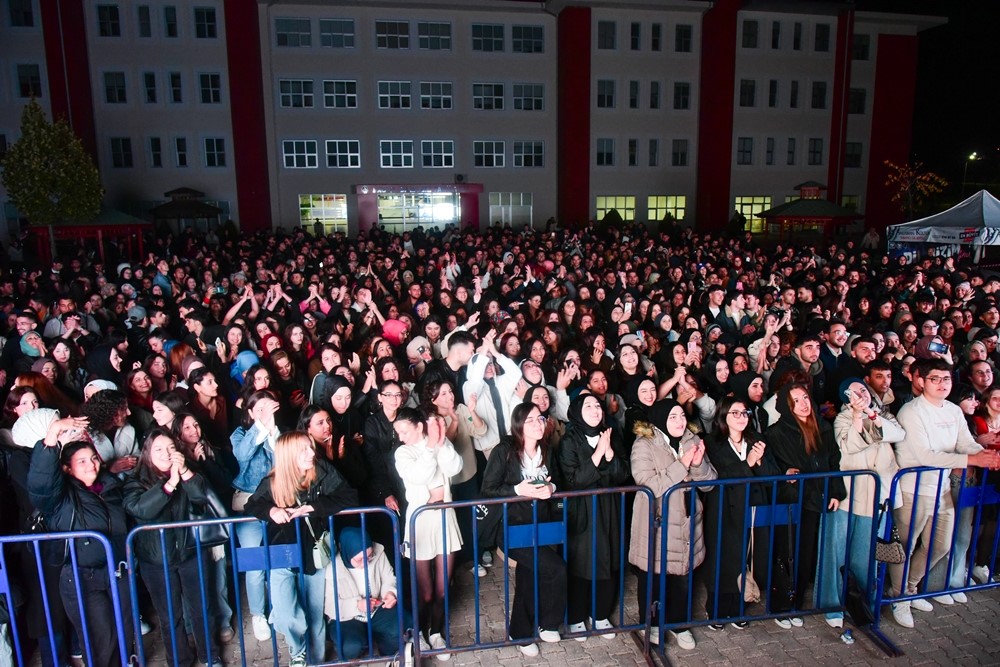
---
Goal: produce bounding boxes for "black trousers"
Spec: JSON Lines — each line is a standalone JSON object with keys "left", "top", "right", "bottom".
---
{"left": 507, "top": 546, "right": 566, "bottom": 640}
{"left": 59, "top": 565, "right": 134, "bottom": 667}
{"left": 637, "top": 569, "right": 692, "bottom": 628}
{"left": 567, "top": 573, "right": 619, "bottom": 625}
{"left": 140, "top": 553, "right": 218, "bottom": 665}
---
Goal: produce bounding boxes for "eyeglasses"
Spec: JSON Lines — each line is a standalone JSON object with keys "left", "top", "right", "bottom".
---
{"left": 524, "top": 415, "right": 548, "bottom": 425}
{"left": 924, "top": 375, "right": 952, "bottom": 385}
{"left": 728, "top": 410, "right": 752, "bottom": 418}
{"left": 380, "top": 392, "right": 403, "bottom": 399}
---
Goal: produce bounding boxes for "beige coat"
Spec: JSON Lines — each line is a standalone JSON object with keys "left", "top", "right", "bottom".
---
{"left": 629, "top": 425, "right": 717, "bottom": 575}
{"left": 833, "top": 405, "right": 905, "bottom": 516}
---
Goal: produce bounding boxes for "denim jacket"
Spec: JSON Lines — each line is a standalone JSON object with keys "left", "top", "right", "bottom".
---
{"left": 231, "top": 422, "right": 275, "bottom": 494}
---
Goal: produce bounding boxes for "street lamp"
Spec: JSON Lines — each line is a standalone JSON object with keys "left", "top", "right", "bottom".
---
{"left": 962, "top": 151, "right": 979, "bottom": 197}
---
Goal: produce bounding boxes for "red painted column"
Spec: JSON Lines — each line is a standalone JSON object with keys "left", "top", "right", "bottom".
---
{"left": 864, "top": 34, "right": 918, "bottom": 228}
{"left": 459, "top": 192, "right": 480, "bottom": 231}
{"left": 39, "top": 0, "right": 97, "bottom": 160}
{"left": 826, "top": 10, "right": 854, "bottom": 204}
{"left": 557, "top": 6, "right": 591, "bottom": 229}
{"left": 223, "top": 0, "right": 272, "bottom": 232}
{"left": 357, "top": 194, "right": 378, "bottom": 233}
{"left": 694, "top": 0, "right": 740, "bottom": 232}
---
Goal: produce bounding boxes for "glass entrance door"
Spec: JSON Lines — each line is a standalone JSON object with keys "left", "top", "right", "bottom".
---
{"left": 376, "top": 192, "right": 459, "bottom": 232}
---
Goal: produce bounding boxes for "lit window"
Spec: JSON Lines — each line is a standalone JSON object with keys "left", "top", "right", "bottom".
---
{"left": 299, "top": 194, "right": 348, "bottom": 233}
{"left": 648, "top": 195, "right": 686, "bottom": 222}
{"left": 734, "top": 196, "right": 771, "bottom": 233}
{"left": 596, "top": 195, "right": 635, "bottom": 221}
{"left": 488, "top": 192, "right": 533, "bottom": 227}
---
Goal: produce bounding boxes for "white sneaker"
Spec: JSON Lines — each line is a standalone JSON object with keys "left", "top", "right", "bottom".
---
{"left": 773, "top": 618, "right": 792, "bottom": 629}
{"left": 931, "top": 594, "right": 954, "bottom": 605}
{"left": 513, "top": 639, "right": 539, "bottom": 657}
{"left": 538, "top": 629, "right": 560, "bottom": 643}
{"left": 481, "top": 551, "right": 493, "bottom": 567}
{"left": 568, "top": 621, "right": 587, "bottom": 642}
{"left": 971, "top": 564, "right": 991, "bottom": 584}
{"left": 891, "top": 602, "right": 914, "bottom": 628}
{"left": 289, "top": 655, "right": 307, "bottom": 667}
{"left": 428, "top": 633, "right": 450, "bottom": 662}
{"left": 649, "top": 627, "right": 660, "bottom": 645}
{"left": 591, "top": 618, "right": 616, "bottom": 639}
{"left": 252, "top": 615, "right": 272, "bottom": 641}
{"left": 471, "top": 563, "right": 487, "bottom": 578}
{"left": 952, "top": 591, "right": 968, "bottom": 603}
{"left": 670, "top": 630, "right": 696, "bottom": 650}
{"left": 789, "top": 617, "right": 804, "bottom": 627}
{"left": 824, "top": 616, "right": 844, "bottom": 629}
{"left": 418, "top": 634, "right": 431, "bottom": 652}
{"left": 139, "top": 617, "right": 153, "bottom": 636}
{"left": 910, "top": 597, "right": 933, "bottom": 612}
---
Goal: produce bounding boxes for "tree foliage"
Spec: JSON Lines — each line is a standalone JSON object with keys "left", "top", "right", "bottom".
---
{"left": 0, "top": 99, "right": 102, "bottom": 225}
{"left": 884, "top": 160, "right": 948, "bottom": 219}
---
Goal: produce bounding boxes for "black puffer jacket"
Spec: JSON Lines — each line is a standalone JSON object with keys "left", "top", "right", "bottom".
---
{"left": 123, "top": 466, "right": 210, "bottom": 565}
{"left": 27, "top": 441, "right": 130, "bottom": 568}
{"left": 362, "top": 409, "right": 405, "bottom": 507}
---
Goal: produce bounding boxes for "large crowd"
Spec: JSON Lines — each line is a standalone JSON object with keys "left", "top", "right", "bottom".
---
{"left": 0, "top": 219, "right": 998, "bottom": 667}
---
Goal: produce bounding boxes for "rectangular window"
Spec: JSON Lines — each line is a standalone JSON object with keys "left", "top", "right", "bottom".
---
{"left": 472, "top": 83, "right": 504, "bottom": 110}
{"left": 595, "top": 195, "right": 635, "bottom": 221}
{"left": 848, "top": 88, "right": 866, "bottom": 114}
{"left": 845, "top": 141, "right": 862, "bottom": 168}
{"left": 417, "top": 21, "right": 450, "bottom": 50}
{"left": 276, "top": 17, "right": 310, "bottom": 47}
{"left": 169, "top": 72, "right": 183, "bottom": 103}
{"left": 630, "top": 22, "right": 640, "bottom": 50}
{"left": 734, "top": 196, "right": 771, "bottom": 233}
{"left": 379, "top": 140, "right": 413, "bottom": 168}
{"left": 841, "top": 195, "right": 859, "bottom": 211}
{"left": 627, "top": 139, "right": 638, "bottom": 167}
{"left": 421, "top": 140, "right": 454, "bottom": 168}
{"left": 648, "top": 139, "right": 659, "bottom": 167}
{"left": 104, "top": 72, "right": 127, "bottom": 104}
{"left": 164, "top": 6, "right": 177, "bottom": 37}
{"left": 808, "top": 138, "right": 823, "bottom": 165}
{"left": 279, "top": 79, "right": 313, "bottom": 108}
{"left": 137, "top": 6, "right": 151, "bottom": 37}
{"left": 420, "top": 82, "right": 453, "bottom": 110}
{"left": 97, "top": 5, "right": 120, "bottom": 37}
{"left": 793, "top": 22, "right": 802, "bottom": 50}
{"left": 742, "top": 19, "right": 758, "bottom": 48}
{"left": 675, "top": 24, "right": 692, "bottom": 52}
{"left": 300, "top": 194, "right": 348, "bottom": 232}
{"left": 143, "top": 72, "right": 157, "bottom": 103}
{"left": 17, "top": 64, "right": 42, "bottom": 98}
{"left": 512, "top": 83, "right": 543, "bottom": 111}
{"left": 815, "top": 23, "right": 830, "bottom": 51}
{"left": 323, "top": 80, "right": 357, "bottom": 108}
{"left": 766, "top": 137, "right": 775, "bottom": 165}
{"left": 790, "top": 80, "right": 799, "bottom": 108}
{"left": 194, "top": 7, "right": 216, "bottom": 38}
{"left": 737, "top": 137, "right": 753, "bottom": 165}
{"left": 650, "top": 81, "right": 660, "bottom": 109}
{"left": 648, "top": 195, "right": 686, "bottom": 222}
{"left": 771, "top": 21, "right": 780, "bottom": 48}
{"left": 9, "top": 0, "right": 34, "bottom": 27}
{"left": 149, "top": 136, "right": 162, "bottom": 167}
{"left": 768, "top": 79, "right": 778, "bottom": 107}
{"left": 513, "top": 141, "right": 544, "bottom": 167}
{"left": 204, "top": 137, "right": 225, "bottom": 167}
{"left": 597, "top": 79, "right": 615, "bottom": 108}
{"left": 325, "top": 140, "right": 360, "bottom": 168}
{"left": 786, "top": 138, "right": 796, "bottom": 165}
{"left": 852, "top": 34, "right": 870, "bottom": 60}
{"left": 199, "top": 73, "right": 221, "bottom": 104}
{"left": 175, "top": 137, "right": 188, "bottom": 166}
{"left": 629, "top": 80, "right": 639, "bottom": 109}
{"left": 673, "top": 82, "right": 690, "bottom": 110}
{"left": 739, "top": 79, "right": 756, "bottom": 107}
{"left": 671, "top": 139, "right": 688, "bottom": 166}
{"left": 596, "top": 138, "right": 614, "bottom": 166}
{"left": 811, "top": 81, "right": 827, "bottom": 109}
{"left": 651, "top": 23, "right": 662, "bottom": 51}
{"left": 473, "top": 140, "right": 504, "bottom": 167}
{"left": 597, "top": 21, "right": 615, "bottom": 49}
{"left": 472, "top": 23, "right": 503, "bottom": 52}
{"left": 283, "top": 139, "right": 319, "bottom": 168}
{"left": 488, "top": 192, "right": 533, "bottom": 227}
{"left": 319, "top": 19, "right": 354, "bottom": 48}
{"left": 377, "top": 81, "right": 411, "bottom": 109}
{"left": 512, "top": 25, "right": 543, "bottom": 53}
{"left": 110, "top": 137, "right": 132, "bottom": 167}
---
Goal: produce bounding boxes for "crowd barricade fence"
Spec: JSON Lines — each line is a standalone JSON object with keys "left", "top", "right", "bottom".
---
{"left": 873, "top": 465, "right": 1000, "bottom": 635}
{"left": 407, "top": 486, "right": 656, "bottom": 662}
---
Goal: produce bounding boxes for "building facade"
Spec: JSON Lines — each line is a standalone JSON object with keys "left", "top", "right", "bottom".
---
{"left": 0, "top": 0, "right": 942, "bottom": 236}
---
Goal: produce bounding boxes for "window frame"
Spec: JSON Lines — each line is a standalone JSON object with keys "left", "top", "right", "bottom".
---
{"left": 282, "top": 139, "right": 319, "bottom": 169}
{"left": 325, "top": 139, "right": 361, "bottom": 168}
{"left": 377, "top": 80, "right": 412, "bottom": 110}
{"left": 323, "top": 80, "right": 357, "bottom": 109}
{"left": 379, "top": 140, "right": 414, "bottom": 168}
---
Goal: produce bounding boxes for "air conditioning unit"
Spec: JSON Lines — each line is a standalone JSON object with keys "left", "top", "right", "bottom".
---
{"left": 454, "top": 173, "right": 467, "bottom": 184}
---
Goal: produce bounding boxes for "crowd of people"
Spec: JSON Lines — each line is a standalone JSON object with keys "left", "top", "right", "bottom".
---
{"left": 0, "top": 218, "right": 999, "bottom": 666}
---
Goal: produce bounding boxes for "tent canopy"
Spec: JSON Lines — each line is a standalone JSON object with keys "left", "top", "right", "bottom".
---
{"left": 887, "top": 189, "right": 1000, "bottom": 245}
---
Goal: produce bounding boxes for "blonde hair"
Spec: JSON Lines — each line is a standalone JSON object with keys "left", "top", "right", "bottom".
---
{"left": 269, "top": 431, "right": 317, "bottom": 508}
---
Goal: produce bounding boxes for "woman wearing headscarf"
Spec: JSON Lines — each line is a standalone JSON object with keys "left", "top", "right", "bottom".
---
{"left": 320, "top": 376, "right": 372, "bottom": 495}
{"left": 729, "top": 371, "right": 770, "bottom": 434}
{"left": 558, "top": 393, "right": 630, "bottom": 639}
{"left": 629, "top": 399, "right": 716, "bottom": 649}
{"left": 85, "top": 342, "right": 125, "bottom": 386}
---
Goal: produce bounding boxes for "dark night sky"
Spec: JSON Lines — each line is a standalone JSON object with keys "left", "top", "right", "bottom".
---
{"left": 859, "top": 0, "right": 1000, "bottom": 187}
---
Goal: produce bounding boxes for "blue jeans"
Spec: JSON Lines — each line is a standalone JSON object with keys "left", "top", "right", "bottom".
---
{"left": 928, "top": 473, "right": 975, "bottom": 590}
{"left": 327, "top": 607, "right": 413, "bottom": 659}
{"left": 235, "top": 520, "right": 267, "bottom": 617}
{"left": 815, "top": 510, "right": 880, "bottom": 620}
{"left": 268, "top": 568, "right": 326, "bottom": 662}
{"left": 183, "top": 553, "right": 234, "bottom": 634}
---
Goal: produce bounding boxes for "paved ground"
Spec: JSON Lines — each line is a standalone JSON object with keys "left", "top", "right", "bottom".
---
{"left": 124, "top": 559, "right": 1000, "bottom": 667}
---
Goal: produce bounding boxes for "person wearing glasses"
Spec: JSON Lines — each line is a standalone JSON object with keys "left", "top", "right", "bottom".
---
{"left": 889, "top": 358, "right": 1000, "bottom": 628}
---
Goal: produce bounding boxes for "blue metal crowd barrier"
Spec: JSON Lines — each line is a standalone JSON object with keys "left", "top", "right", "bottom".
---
{"left": 407, "top": 486, "right": 656, "bottom": 662}
{"left": 873, "top": 466, "right": 1000, "bottom": 633}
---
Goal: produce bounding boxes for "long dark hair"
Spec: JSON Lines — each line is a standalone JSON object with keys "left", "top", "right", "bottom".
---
{"left": 240, "top": 390, "right": 279, "bottom": 428}
{"left": 713, "top": 396, "right": 747, "bottom": 442}
{"left": 134, "top": 427, "right": 180, "bottom": 484}
{"left": 507, "top": 402, "right": 548, "bottom": 464}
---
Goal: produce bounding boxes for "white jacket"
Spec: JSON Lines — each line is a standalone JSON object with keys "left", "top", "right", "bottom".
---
{"left": 895, "top": 395, "right": 982, "bottom": 498}
{"left": 324, "top": 543, "right": 398, "bottom": 622}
